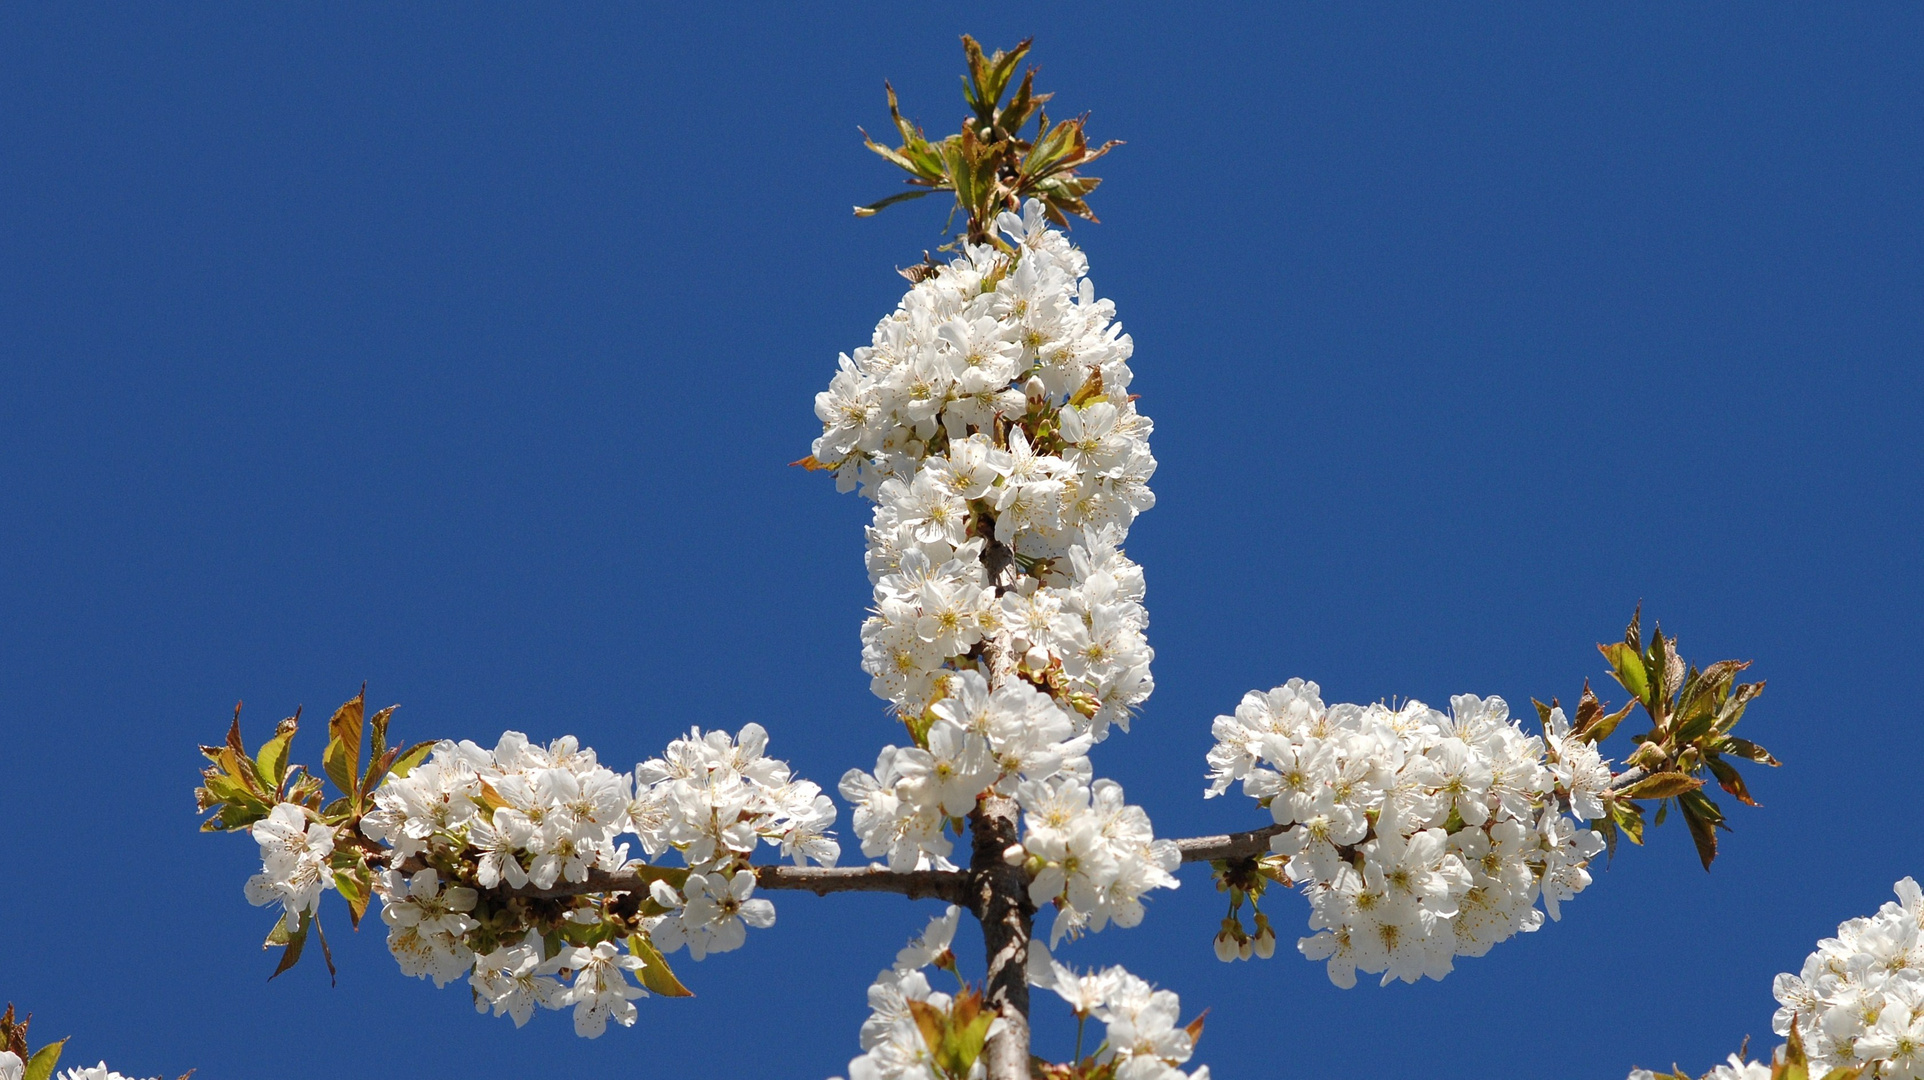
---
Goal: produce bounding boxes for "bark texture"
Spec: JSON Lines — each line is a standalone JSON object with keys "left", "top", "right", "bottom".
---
{"left": 970, "top": 793, "right": 1034, "bottom": 1080}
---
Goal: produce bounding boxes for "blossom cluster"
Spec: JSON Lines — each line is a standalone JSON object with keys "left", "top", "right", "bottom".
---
{"left": 1205, "top": 680, "right": 1611, "bottom": 986}
{"left": 837, "top": 907, "right": 971, "bottom": 1080}
{"left": 239, "top": 724, "right": 835, "bottom": 1037}
{"left": 1768, "top": 876, "right": 1924, "bottom": 1078}
{"left": 242, "top": 801, "right": 336, "bottom": 922}
{"left": 1031, "top": 946, "right": 1211, "bottom": 1080}
{"left": 821, "top": 201, "right": 1176, "bottom": 940}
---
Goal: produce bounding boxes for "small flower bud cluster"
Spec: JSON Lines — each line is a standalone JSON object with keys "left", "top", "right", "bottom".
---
{"left": 822, "top": 201, "right": 1176, "bottom": 937}
{"left": 1206, "top": 680, "right": 1609, "bottom": 987}
{"left": 1031, "top": 949, "right": 1211, "bottom": 1080}
{"left": 1769, "top": 876, "right": 1924, "bottom": 1076}
{"left": 836, "top": 907, "right": 968, "bottom": 1080}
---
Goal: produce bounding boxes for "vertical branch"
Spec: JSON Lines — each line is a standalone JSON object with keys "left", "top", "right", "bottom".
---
{"left": 970, "top": 793, "right": 1033, "bottom": 1080}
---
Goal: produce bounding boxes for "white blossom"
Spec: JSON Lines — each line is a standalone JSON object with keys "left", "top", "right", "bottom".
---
{"left": 242, "top": 802, "right": 335, "bottom": 920}
{"left": 1208, "top": 685, "right": 1609, "bottom": 985}
{"left": 1767, "top": 877, "right": 1924, "bottom": 1076}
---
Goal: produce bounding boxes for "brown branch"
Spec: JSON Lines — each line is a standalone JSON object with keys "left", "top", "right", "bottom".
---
{"left": 1608, "top": 766, "right": 1650, "bottom": 792}
{"left": 1175, "top": 824, "right": 1287, "bottom": 864}
{"left": 493, "top": 863, "right": 969, "bottom": 904}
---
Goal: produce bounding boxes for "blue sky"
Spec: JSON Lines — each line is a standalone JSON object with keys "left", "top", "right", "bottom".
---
{"left": 3, "top": 5, "right": 1920, "bottom": 1078}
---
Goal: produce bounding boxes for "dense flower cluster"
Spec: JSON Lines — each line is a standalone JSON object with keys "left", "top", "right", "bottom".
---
{"left": 1205, "top": 680, "right": 1609, "bottom": 986}
{"left": 1018, "top": 775, "right": 1179, "bottom": 946}
{"left": 820, "top": 201, "right": 1175, "bottom": 940}
{"left": 1768, "top": 877, "right": 1924, "bottom": 1078}
{"left": 1031, "top": 948, "right": 1211, "bottom": 1080}
{"left": 238, "top": 725, "right": 836, "bottom": 1037}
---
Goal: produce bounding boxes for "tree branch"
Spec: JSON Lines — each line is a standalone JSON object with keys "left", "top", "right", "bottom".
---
{"left": 490, "top": 863, "right": 970, "bottom": 904}
{"left": 1608, "top": 766, "right": 1649, "bottom": 791}
{"left": 1175, "top": 824, "right": 1287, "bottom": 864}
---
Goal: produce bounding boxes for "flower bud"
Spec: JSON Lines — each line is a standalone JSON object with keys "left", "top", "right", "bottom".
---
{"left": 1213, "top": 929, "right": 1237, "bottom": 963}
{"left": 1252, "top": 914, "right": 1277, "bottom": 960}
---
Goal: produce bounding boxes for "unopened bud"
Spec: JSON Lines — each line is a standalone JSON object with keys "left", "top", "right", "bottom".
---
{"left": 1003, "top": 843, "right": 1027, "bottom": 866}
{"left": 1237, "top": 936, "right": 1254, "bottom": 961}
{"left": 1025, "top": 375, "right": 1047, "bottom": 402}
{"left": 1213, "top": 929, "right": 1237, "bottom": 963}
{"left": 1252, "top": 914, "right": 1277, "bottom": 960}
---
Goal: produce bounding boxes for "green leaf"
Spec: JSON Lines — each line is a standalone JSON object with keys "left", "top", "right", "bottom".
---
{"left": 1585, "top": 701, "right": 1636, "bottom": 745}
{"left": 1598, "top": 641, "right": 1652, "bottom": 711}
{"left": 387, "top": 740, "right": 436, "bottom": 782}
{"left": 627, "top": 934, "right": 694, "bottom": 997}
{"left": 1705, "top": 754, "right": 1759, "bottom": 807}
{"left": 22, "top": 1039, "right": 66, "bottom": 1080}
{"left": 1611, "top": 798, "right": 1646, "bottom": 846}
{"left": 322, "top": 737, "right": 356, "bottom": 802}
{"left": 1678, "top": 790, "right": 1726, "bottom": 871}
{"left": 1720, "top": 736, "right": 1781, "bottom": 767}
{"left": 224, "top": 710, "right": 266, "bottom": 796}
{"left": 334, "top": 865, "right": 372, "bottom": 928}
{"left": 255, "top": 713, "right": 299, "bottom": 794}
{"left": 1616, "top": 772, "right": 1704, "bottom": 801}
{"left": 907, "top": 999, "right": 948, "bottom": 1066}
{"left": 366, "top": 704, "right": 396, "bottom": 771}
{"left": 855, "top": 188, "right": 939, "bottom": 217}
{"left": 325, "top": 689, "right": 365, "bottom": 800}
{"left": 269, "top": 911, "right": 310, "bottom": 980}
{"left": 1776, "top": 1019, "right": 1810, "bottom": 1080}
{"left": 313, "top": 916, "right": 337, "bottom": 986}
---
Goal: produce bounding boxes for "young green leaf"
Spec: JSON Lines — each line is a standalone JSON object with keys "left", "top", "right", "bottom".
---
{"left": 21, "top": 1039, "right": 66, "bottom": 1080}
{"left": 627, "top": 934, "right": 695, "bottom": 998}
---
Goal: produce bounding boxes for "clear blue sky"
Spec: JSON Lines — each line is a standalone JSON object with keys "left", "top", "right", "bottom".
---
{"left": 3, "top": 6, "right": 1920, "bottom": 1078}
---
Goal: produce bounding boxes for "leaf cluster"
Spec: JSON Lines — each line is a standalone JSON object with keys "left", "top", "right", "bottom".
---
{"left": 857, "top": 36, "right": 1121, "bottom": 246}
{"left": 906, "top": 990, "right": 997, "bottom": 1080}
{"left": 1, "top": 1004, "right": 190, "bottom": 1080}
{"left": 197, "top": 687, "right": 704, "bottom": 999}
{"left": 194, "top": 689, "right": 432, "bottom": 980}
{"left": 1542, "top": 608, "right": 1776, "bottom": 870}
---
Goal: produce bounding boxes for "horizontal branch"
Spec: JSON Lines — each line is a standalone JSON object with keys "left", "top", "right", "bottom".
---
{"left": 498, "top": 863, "right": 970, "bottom": 905}
{"left": 756, "top": 864, "right": 969, "bottom": 903}
{"left": 1175, "top": 824, "right": 1286, "bottom": 863}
